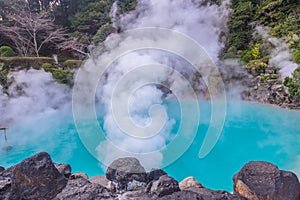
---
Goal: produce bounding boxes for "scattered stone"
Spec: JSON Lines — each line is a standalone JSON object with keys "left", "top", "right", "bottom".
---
{"left": 179, "top": 176, "right": 203, "bottom": 190}
{"left": 233, "top": 161, "right": 300, "bottom": 200}
{"left": 148, "top": 175, "right": 180, "bottom": 198}
{"left": 54, "top": 177, "right": 114, "bottom": 200}
{"left": 106, "top": 157, "right": 147, "bottom": 191}
{"left": 148, "top": 168, "right": 167, "bottom": 182}
{"left": 55, "top": 163, "right": 71, "bottom": 178}
{"left": 70, "top": 172, "right": 88, "bottom": 180}
{"left": 9, "top": 152, "right": 67, "bottom": 200}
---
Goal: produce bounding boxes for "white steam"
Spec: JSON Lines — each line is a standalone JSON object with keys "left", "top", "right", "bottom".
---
{"left": 0, "top": 69, "right": 71, "bottom": 127}
{"left": 91, "top": 0, "right": 230, "bottom": 169}
{"left": 255, "top": 26, "right": 298, "bottom": 79}
{"left": 0, "top": 69, "right": 73, "bottom": 158}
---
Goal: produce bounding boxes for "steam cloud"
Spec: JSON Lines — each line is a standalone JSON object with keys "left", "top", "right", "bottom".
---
{"left": 255, "top": 26, "right": 298, "bottom": 79}
{"left": 90, "top": 0, "right": 230, "bottom": 169}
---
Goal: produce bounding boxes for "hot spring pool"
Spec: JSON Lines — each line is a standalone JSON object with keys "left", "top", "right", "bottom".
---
{"left": 1, "top": 101, "right": 300, "bottom": 192}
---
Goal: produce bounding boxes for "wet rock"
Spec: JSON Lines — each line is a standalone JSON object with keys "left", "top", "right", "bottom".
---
{"left": 158, "top": 190, "right": 204, "bottom": 200}
{"left": 10, "top": 152, "right": 67, "bottom": 200}
{"left": 106, "top": 157, "right": 147, "bottom": 191}
{"left": 179, "top": 176, "right": 203, "bottom": 190}
{"left": 148, "top": 175, "right": 180, "bottom": 198}
{"left": 0, "top": 167, "right": 4, "bottom": 172}
{"left": 147, "top": 168, "right": 167, "bottom": 182}
{"left": 55, "top": 163, "right": 71, "bottom": 178}
{"left": 233, "top": 161, "right": 300, "bottom": 200}
{"left": 70, "top": 172, "right": 88, "bottom": 180}
{"left": 54, "top": 177, "right": 114, "bottom": 200}
{"left": 185, "top": 187, "right": 244, "bottom": 200}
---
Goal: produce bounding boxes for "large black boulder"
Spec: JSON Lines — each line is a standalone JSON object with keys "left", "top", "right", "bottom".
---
{"left": 147, "top": 168, "right": 167, "bottom": 182}
{"left": 106, "top": 157, "right": 148, "bottom": 191}
{"left": 233, "top": 161, "right": 300, "bottom": 200}
{"left": 9, "top": 152, "right": 67, "bottom": 200}
{"left": 148, "top": 175, "right": 180, "bottom": 198}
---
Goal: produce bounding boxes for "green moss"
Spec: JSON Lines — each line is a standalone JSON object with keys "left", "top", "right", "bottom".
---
{"left": 0, "top": 46, "right": 15, "bottom": 57}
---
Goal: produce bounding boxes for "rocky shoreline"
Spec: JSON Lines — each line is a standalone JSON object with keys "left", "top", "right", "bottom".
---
{"left": 241, "top": 67, "right": 300, "bottom": 109}
{"left": 0, "top": 152, "right": 299, "bottom": 200}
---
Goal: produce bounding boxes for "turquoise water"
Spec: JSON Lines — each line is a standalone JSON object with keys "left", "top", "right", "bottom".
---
{"left": 1, "top": 101, "right": 300, "bottom": 192}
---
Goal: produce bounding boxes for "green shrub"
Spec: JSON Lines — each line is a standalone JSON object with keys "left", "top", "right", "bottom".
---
{"left": 51, "top": 69, "right": 74, "bottom": 85}
{"left": 0, "top": 46, "right": 15, "bottom": 57}
{"left": 0, "top": 57, "right": 54, "bottom": 69}
{"left": 93, "top": 23, "right": 116, "bottom": 45}
{"left": 245, "top": 59, "right": 268, "bottom": 69}
{"left": 118, "top": 0, "right": 138, "bottom": 13}
{"left": 63, "top": 60, "right": 83, "bottom": 69}
{"left": 241, "top": 43, "right": 262, "bottom": 63}
{"left": 42, "top": 63, "right": 53, "bottom": 72}
{"left": 41, "top": 62, "right": 74, "bottom": 85}
{"left": 284, "top": 67, "right": 300, "bottom": 97}
{"left": 293, "top": 50, "right": 300, "bottom": 63}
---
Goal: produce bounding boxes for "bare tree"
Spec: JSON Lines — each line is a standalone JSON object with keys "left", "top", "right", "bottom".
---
{"left": 0, "top": 9, "right": 66, "bottom": 57}
{"left": 58, "top": 36, "right": 91, "bottom": 58}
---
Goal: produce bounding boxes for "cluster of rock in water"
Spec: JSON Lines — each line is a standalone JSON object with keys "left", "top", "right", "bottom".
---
{"left": 0, "top": 152, "right": 299, "bottom": 200}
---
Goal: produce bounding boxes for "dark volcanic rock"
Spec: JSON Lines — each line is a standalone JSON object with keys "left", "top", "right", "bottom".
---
{"left": 0, "top": 167, "right": 4, "bottom": 172}
{"left": 54, "top": 177, "right": 114, "bottom": 200}
{"left": 158, "top": 190, "right": 204, "bottom": 200}
{"left": 148, "top": 175, "right": 180, "bottom": 198}
{"left": 106, "top": 157, "right": 147, "bottom": 191}
{"left": 147, "top": 168, "right": 167, "bottom": 182}
{"left": 54, "top": 163, "right": 71, "bottom": 178}
{"left": 233, "top": 161, "right": 300, "bottom": 200}
{"left": 10, "top": 152, "right": 67, "bottom": 200}
{"left": 186, "top": 187, "right": 244, "bottom": 200}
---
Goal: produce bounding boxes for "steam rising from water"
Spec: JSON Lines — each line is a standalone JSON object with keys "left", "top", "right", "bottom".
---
{"left": 88, "top": 0, "right": 230, "bottom": 168}
{"left": 255, "top": 26, "right": 298, "bottom": 79}
{"left": 0, "top": 69, "right": 71, "bottom": 127}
